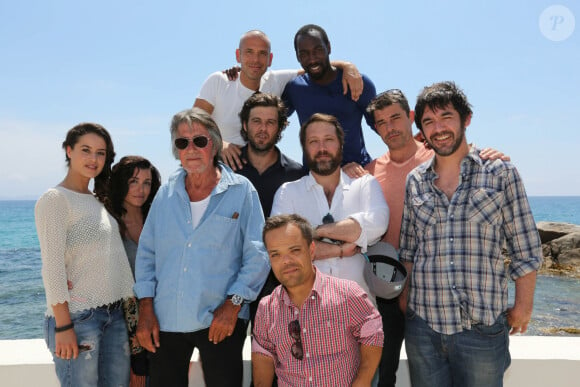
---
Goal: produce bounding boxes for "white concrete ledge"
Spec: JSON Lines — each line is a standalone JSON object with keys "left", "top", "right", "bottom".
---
{"left": 1, "top": 336, "right": 579, "bottom": 386}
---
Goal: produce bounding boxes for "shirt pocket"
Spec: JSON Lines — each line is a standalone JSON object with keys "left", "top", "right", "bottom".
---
{"left": 468, "top": 188, "right": 503, "bottom": 226}
{"left": 203, "top": 214, "right": 242, "bottom": 252}
{"left": 411, "top": 193, "right": 437, "bottom": 239}
{"left": 308, "top": 317, "right": 348, "bottom": 357}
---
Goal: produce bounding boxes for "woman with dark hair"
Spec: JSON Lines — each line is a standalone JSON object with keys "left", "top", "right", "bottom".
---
{"left": 110, "top": 155, "right": 161, "bottom": 386}
{"left": 35, "top": 123, "right": 134, "bottom": 386}
{"left": 111, "top": 156, "right": 161, "bottom": 274}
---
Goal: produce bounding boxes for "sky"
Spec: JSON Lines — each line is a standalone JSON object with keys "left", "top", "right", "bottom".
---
{"left": 0, "top": 0, "right": 578, "bottom": 199}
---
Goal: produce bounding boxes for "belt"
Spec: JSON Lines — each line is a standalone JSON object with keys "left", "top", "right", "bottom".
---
{"left": 97, "top": 300, "right": 123, "bottom": 311}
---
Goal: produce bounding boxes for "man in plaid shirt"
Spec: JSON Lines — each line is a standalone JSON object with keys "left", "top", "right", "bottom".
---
{"left": 398, "top": 81, "right": 542, "bottom": 387}
{"left": 252, "top": 214, "right": 383, "bottom": 387}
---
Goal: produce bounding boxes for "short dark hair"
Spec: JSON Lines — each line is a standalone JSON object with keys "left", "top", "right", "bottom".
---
{"left": 414, "top": 81, "right": 473, "bottom": 131}
{"left": 294, "top": 24, "right": 330, "bottom": 51}
{"left": 299, "top": 113, "right": 344, "bottom": 149}
{"left": 239, "top": 93, "right": 289, "bottom": 143}
{"left": 110, "top": 155, "right": 161, "bottom": 237}
{"left": 263, "top": 214, "right": 314, "bottom": 247}
{"left": 367, "top": 89, "right": 411, "bottom": 118}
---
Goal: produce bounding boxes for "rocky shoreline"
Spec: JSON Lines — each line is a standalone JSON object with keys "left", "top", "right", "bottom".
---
{"left": 536, "top": 222, "right": 580, "bottom": 278}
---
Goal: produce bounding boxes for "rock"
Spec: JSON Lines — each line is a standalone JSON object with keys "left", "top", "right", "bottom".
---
{"left": 537, "top": 221, "right": 580, "bottom": 244}
{"left": 559, "top": 248, "right": 580, "bottom": 267}
{"left": 537, "top": 222, "right": 580, "bottom": 278}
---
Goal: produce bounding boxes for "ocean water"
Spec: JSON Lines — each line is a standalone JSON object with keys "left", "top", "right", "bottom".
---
{"left": 0, "top": 197, "right": 579, "bottom": 339}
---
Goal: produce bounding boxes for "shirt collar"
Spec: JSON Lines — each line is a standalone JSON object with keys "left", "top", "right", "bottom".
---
{"left": 241, "top": 145, "right": 284, "bottom": 169}
{"left": 280, "top": 267, "right": 322, "bottom": 306}
{"left": 171, "top": 163, "right": 244, "bottom": 200}
{"left": 424, "top": 145, "right": 483, "bottom": 176}
{"left": 305, "top": 170, "right": 351, "bottom": 192}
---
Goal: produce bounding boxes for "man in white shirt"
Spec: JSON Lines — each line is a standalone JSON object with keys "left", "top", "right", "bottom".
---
{"left": 193, "top": 30, "right": 363, "bottom": 169}
{"left": 271, "top": 113, "right": 389, "bottom": 301}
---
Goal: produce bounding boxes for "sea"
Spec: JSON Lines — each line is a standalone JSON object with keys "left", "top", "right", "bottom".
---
{"left": 1, "top": 197, "right": 579, "bottom": 340}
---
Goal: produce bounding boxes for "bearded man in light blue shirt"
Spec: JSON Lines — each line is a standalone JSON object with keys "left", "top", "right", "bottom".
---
{"left": 134, "top": 108, "right": 270, "bottom": 387}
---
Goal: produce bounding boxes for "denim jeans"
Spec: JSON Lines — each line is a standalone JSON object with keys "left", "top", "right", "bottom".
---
{"left": 44, "top": 304, "right": 130, "bottom": 387}
{"left": 405, "top": 308, "right": 511, "bottom": 387}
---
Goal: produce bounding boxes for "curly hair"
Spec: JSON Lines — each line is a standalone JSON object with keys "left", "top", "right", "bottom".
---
{"left": 239, "top": 92, "right": 289, "bottom": 143}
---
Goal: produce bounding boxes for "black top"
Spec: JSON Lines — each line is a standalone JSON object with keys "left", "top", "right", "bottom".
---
{"left": 236, "top": 145, "right": 306, "bottom": 217}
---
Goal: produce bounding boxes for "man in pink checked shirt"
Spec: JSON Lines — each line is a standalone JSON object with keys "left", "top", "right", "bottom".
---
{"left": 252, "top": 214, "right": 383, "bottom": 387}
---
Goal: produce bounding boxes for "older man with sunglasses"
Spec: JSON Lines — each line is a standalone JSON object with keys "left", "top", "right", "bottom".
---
{"left": 271, "top": 113, "right": 389, "bottom": 304}
{"left": 134, "top": 108, "right": 269, "bottom": 387}
{"left": 253, "top": 214, "right": 383, "bottom": 387}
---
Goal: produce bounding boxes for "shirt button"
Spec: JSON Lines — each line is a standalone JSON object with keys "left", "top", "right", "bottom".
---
{"left": 450, "top": 214, "right": 454, "bottom": 219}
{"left": 303, "top": 328, "right": 307, "bottom": 333}
{"left": 452, "top": 285, "right": 456, "bottom": 289}
{"left": 450, "top": 238, "right": 454, "bottom": 242}
{"left": 450, "top": 261, "right": 454, "bottom": 265}
{"left": 294, "top": 310, "right": 299, "bottom": 315}
{"left": 187, "top": 243, "right": 192, "bottom": 247}
{"left": 306, "top": 352, "right": 310, "bottom": 358}
{"left": 311, "top": 296, "right": 315, "bottom": 300}
{"left": 184, "top": 267, "right": 187, "bottom": 272}
{"left": 309, "top": 377, "right": 312, "bottom": 382}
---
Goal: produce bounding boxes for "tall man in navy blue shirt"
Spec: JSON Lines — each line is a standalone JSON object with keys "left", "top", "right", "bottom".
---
{"left": 236, "top": 93, "right": 305, "bottom": 217}
{"left": 235, "top": 92, "right": 306, "bottom": 324}
{"left": 282, "top": 24, "right": 377, "bottom": 178}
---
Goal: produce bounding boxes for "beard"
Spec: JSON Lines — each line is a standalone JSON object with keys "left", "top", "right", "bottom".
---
{"left": 306, "top": 58, "right": 332, "bottom": 81}
{"left": 247, "top": 132, "right": 278, "bottom": 154}
{"left": 426, "top": 125, "right": 466, "bottom": 157}
{"left": 306, "top": 148, "right": 342, "bottom": 176}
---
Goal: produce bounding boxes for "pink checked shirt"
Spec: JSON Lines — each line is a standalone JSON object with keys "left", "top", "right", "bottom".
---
{"left": 252, "top": 269, "right": 384, "bottom": 386}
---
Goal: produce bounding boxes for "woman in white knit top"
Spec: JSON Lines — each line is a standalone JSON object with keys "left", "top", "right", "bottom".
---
{"left": 35, "top": 123, "right": 135, "bottom": 386}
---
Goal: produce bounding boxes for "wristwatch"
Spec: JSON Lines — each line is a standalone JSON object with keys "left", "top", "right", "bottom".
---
{"left": 228, "top": 294, "right": 244, "bottom": 306}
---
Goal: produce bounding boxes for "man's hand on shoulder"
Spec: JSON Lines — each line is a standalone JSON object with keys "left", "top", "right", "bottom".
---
{"left": 342, "top": 162, "right": 368, "bottom": 178}
{"left": 479, "top": 147, "right": 510, "bottom": 162}
{"left": 340, "top": 62, "right": 363, "bottom": 101}
{"left": 222, "top": 141, "right": 245, "bottom": 170}
{"left": 223, "top": 66, "right": 241, "bottom": 81}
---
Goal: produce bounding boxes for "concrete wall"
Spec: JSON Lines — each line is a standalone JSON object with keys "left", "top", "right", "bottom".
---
{"left": 1, "top": 336, "right": 579, "bottom": 386}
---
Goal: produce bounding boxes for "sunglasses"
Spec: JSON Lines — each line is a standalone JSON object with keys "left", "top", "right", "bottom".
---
{"left": 174, "top": 135, "right": 210, "bottom": 150}
{"left": 288, "top": 319, "right": 303, "bottom": 360}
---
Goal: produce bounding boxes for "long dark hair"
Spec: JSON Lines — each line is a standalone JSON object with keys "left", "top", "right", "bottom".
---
{"left": 110, "top": 156, "right": 161, "bottom": 237}
{"left": 62, "top": 123, "right": 115, "bottom": 210}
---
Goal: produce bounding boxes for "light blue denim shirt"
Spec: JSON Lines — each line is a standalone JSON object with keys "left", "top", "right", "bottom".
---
{"left": 134, "top": 163, "right": 270, "bottom": 332}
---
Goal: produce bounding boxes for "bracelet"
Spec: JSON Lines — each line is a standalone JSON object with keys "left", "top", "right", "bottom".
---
{"left": 339, "top": 244, "right": 343, "bottom": 258}
{"left": 55, "top": 322, "right": 74, "bottom": 333}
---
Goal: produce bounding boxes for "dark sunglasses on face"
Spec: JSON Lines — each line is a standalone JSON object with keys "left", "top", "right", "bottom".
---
{"left": 288, "top": 319, "right": 304, "bottom": 360}
{"left": 174, "top": 135, "right": 210, "bottom": 150}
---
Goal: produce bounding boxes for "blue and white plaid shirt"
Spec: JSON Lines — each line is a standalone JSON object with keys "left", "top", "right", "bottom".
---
{"left": 399, "top": 147, "right": 542, "bottom": 335}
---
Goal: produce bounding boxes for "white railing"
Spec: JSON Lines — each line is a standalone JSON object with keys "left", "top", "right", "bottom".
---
{"left": 0, "top": 336, "right": 579, "bottom": 386}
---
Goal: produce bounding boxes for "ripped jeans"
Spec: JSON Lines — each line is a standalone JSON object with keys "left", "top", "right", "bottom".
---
{"left": 44, "top": 303, "right": 130, "bottom": 387}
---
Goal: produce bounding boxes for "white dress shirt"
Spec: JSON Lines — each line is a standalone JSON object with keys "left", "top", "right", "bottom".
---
{"left": 271, "top": 171, "right": 389, "bottom": 300}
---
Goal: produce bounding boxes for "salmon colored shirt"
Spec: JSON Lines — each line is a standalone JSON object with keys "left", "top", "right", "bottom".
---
{"left": 365, "top": 143, "right": 433, "bottom": 249}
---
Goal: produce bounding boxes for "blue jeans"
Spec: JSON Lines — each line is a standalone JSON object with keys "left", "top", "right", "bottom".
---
{"left": 44, "top": 303, "right": 130, "bottom": 387}
{"left": 405, "top": 308, "right": 511, "bottom": 387}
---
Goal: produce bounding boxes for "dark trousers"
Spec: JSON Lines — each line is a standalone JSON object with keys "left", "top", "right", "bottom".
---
{"left": 377, "top": 297, "right": 405, "bottom": 387}
{"left": 148, "top": 319, "right": 247, "bottom": 387}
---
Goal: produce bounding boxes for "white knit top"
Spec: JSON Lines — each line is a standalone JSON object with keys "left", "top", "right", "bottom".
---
{"left": 35, "top": 186, "right": 135, "bottom": 316}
